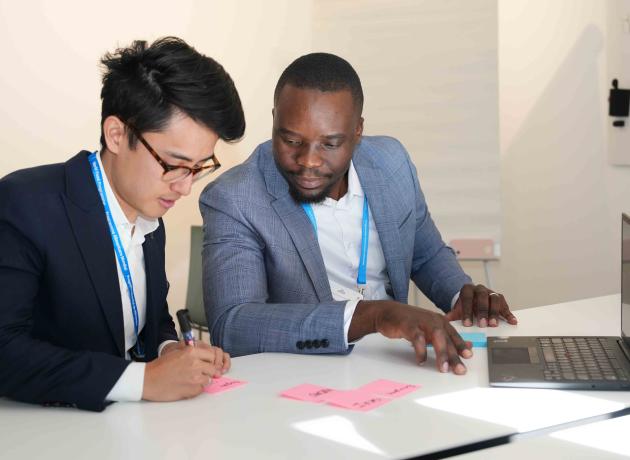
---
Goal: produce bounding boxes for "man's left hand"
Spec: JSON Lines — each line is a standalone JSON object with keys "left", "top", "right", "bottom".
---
{"left": 445, "top": 284, "right": 517, "bottom": 327}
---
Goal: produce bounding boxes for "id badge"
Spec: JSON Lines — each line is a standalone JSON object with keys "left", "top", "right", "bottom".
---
{"left": 331, "top": 286, "right": 364, "bottom": 302}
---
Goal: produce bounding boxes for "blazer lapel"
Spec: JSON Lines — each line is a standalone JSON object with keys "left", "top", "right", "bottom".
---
{"left": 62, "top": 152, "right": 125, "bottom": 356}
{"left": 142, "top": 230, "right": 159, "bottom": 359}
{"left": 262, "top": 148, "right": 333, "bottom": 302}
{"left": 353, "top": 145, "right": 408, "bottom": 302}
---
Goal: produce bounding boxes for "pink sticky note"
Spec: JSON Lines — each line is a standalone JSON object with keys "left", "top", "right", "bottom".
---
{"left": 358, "top": 379, "right": 421, "bottom": 399}
{"left": 203, "top": 376, "right": 247, "bottom": 394}
{"left": 280, "top": 384, "right": 338, "bottom": 403}
{"left": 324, "top": 390, "right": 391, "bottom": 412}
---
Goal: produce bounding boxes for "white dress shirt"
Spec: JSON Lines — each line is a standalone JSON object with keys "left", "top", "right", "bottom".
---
{"left": 94, "top": 152, "right": 169, "bottom": 402}
{"left": 311, "top": 161, "right": 460, "bottom": 348}
{"left": 310, "top": 162, "right": 393, "bottom": 348}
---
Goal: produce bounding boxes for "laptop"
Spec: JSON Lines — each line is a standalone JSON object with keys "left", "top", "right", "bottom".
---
{"left": 487, "top": 214, "right": 630, "bottom": 390}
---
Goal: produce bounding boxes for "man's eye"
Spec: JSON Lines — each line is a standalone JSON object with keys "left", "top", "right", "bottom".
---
{"left": 323, "top": 143, "right": 339, "bottom": 150}
{"left": 285, "top": 138, "right": 301, "bottom": 146}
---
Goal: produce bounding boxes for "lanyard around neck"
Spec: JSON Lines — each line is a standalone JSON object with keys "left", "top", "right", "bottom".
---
{"left": 302, "top": 195, "right": 370, "bottom": 294}
{"left": 88, "top": 152, "right": 144, "bottom": 359}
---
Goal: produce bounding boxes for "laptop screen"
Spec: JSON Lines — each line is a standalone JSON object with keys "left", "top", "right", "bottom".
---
{"left": 621, "top": 214, "right": 630, "bottom": 342}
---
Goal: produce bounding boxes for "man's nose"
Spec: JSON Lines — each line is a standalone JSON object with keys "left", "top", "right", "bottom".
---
{"left": 295, "top": 144, "right": 323, "bottom": 169}
{"left": 171, "top": 173, "right": 194, "bottom": 197}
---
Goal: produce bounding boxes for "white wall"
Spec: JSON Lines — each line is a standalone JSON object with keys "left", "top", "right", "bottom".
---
{"left": 0, "top": 0, "right": 313, "bottom": 313}
{"left": 313, "top": 0, "right": 501, "bottom": 244}
{"left": 2, "top": 0, "right": 625, "bottom": 316}
{"left": 498, "top": 0, "right": 630, "bottom": 308}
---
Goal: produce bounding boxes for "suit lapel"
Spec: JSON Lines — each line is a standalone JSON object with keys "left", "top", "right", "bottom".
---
{"left": 262, "top": 148, "right": 333, "bottom": 301}
{"left": 353, "top": 145, "right": 408, "bottom": 302}
{"left": 62, "top": 152, "right": 125, "bottom": 356}
{"left": 142, "top": 231, "right": 158, "bottom": 359}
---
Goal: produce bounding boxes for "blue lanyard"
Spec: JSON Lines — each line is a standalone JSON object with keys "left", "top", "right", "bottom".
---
{"left": 88, "top": 153, "right": 144, "bottom": 358}
{"left": 302, "top": 196, "right": 370, "bottom": 294}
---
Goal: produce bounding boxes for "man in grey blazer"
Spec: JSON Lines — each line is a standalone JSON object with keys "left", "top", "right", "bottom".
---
{"left": 200, "top": 53, "right": 517, "bottom": 375}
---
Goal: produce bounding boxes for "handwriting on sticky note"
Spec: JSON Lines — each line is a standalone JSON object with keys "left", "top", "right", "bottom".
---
{"left": 324, "top": 390, "right": 391, "bottom": 412}
{"left": 203, "top": 376, "right": 247, "bottom": 394}
{"left": 280, "top": 383, "right": 338, "bottom": 403}
{"left": 358, "top": 379, "right": 420, "bottom": 399}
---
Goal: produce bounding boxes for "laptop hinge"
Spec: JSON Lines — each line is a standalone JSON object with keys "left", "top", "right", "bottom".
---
{"left": 618, "top": 338, "right": 630, "bottom": 363}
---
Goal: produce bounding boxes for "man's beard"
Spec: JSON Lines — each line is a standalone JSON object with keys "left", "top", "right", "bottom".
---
{"left": 287, "top": 179, "right": 336, "bottom": 204}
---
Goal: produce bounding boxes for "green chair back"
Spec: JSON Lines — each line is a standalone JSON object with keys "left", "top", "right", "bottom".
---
{"left": 184, "top": 225, "right": 208, "bottom": 332}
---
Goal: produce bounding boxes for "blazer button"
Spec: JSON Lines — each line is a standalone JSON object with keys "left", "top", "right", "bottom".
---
{"left": 296, "top": 341, "right": 305, "bottom": 350}
{"left": 321, "top": 339, "right": 330, "bottom": 348}
{"left": 305, "top": 340, "right": 313, "bottom": 349}
{"left": 313, "top": 339, "right": 321, "bottom": 348}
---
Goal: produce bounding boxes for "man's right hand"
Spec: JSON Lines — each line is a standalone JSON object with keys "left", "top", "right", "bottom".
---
{"left": 142, "top": 345, "right": 226, "bottom": 401}
{"left": 349, "top": 301, "right": 473, "bottom": 375}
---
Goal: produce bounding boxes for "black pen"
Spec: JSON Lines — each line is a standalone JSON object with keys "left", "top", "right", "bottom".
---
{"left": 176, "top": 309, "right": 195, "bottom": 347}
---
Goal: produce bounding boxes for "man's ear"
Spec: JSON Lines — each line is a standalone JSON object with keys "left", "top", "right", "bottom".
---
{"left": 355, "top": 117, "right": 364, "bottom": 138}
{"left": 102, "top": 116, "right": 127, "bottom": 155}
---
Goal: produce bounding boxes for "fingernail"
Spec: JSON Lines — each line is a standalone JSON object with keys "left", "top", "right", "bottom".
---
{"left": 441, "top": 362, "right": 449, "bottom": 373}
{"left": 479, "top": 318, "right": 487, "bottom": 328}
{"left": 489, "top": 318, "right": 498, "bottom": 327}
{"left": 456, "top": 364, "right": 467, "bottom": 374}
{"left": 464, "top": 319, "right": 472, "bottom": 327}
{"left": 462, "top": 349, "right": 473, "bottom": 358}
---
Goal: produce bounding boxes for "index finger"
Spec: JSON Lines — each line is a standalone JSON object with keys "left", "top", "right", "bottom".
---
{"left": 447, "top": 325, "right": 473, "bottom": 359}
{"left": 430, "top": 328, "right": 451, "bottom": 373}
{"left": 192, "top": 346, "right": 218, "bottom": 364}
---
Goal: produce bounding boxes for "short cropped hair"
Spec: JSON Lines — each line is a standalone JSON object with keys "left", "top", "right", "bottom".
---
{"left": 273, "top": 52, "right": 363, "bottom": 114}
{"left": 100, "top": 36, "right": 245, "bottom": 149}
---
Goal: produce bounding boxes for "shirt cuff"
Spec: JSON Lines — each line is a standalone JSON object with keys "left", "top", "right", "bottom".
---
{"left": 105, "top": 362, "right": 146, "bottom": 402}
{"left": 158, "top": 340, "right": 178, "bottom": 356}
{"left": 450, "top": 291, "right": 461, "bottom": 310}
{"left": 343, "top": 299, "right": 361, "bottom": 348}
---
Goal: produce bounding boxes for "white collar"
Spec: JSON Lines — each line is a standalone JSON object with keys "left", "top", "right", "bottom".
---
{"left": 347, "top": 160, "right": 364, "bottom": 198}
{"left": 96, "top": 151, "right": 159, "bottom": 237}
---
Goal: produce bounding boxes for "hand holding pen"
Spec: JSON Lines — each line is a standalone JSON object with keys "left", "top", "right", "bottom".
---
{"left": 141, "top": 310, "right": 232, "bottom": 401}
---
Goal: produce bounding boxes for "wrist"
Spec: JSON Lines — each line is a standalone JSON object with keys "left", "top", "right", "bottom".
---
{"left": 349, "top": 300, "right": 383, "bottom": 342}
{"left": 141, "top": 360, "right": 155, "bottom": 401}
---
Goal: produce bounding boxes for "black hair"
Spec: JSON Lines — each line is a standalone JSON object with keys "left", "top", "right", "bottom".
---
{"left": 273, "top": 52, "right": 363, "bottom": 114}
{"left": 99, "top": 36, "right": 245, "bottom": 149}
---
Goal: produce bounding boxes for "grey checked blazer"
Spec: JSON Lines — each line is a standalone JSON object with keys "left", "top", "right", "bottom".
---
{"left": 200, "top": 136, "right": 471, "bottom": 357}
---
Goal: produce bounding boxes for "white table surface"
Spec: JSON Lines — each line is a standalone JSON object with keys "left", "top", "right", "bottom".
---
{"left": 1, "top": 294, "right": 628, "bottom": 460}
{"left": 452, "top": 413, "right": 630, "bottom": 459}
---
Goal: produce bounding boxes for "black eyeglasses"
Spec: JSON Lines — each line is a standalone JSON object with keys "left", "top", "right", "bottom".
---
{"left": 126, "top": 124, "right": 221, "bottom": 183}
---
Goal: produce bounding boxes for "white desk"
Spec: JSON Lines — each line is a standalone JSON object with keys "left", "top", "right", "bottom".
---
{"left": 453, "top": 413, "right": 630, "bottom": 459}
{"left": 1, "top": 295, "right": 628, "bottom": 459}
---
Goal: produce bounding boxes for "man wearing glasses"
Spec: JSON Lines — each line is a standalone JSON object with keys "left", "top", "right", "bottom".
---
{"left": 0, "top": 37, "right": 245, "bottom": 411}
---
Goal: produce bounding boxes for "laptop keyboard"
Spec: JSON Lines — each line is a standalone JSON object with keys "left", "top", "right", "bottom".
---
{"left": 538, "top": 337, "right": 630, "bottom": 382}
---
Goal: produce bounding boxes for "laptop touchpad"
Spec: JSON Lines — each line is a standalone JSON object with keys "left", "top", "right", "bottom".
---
{"left": 492, "top": 347, "right": 533, "bottom": 364}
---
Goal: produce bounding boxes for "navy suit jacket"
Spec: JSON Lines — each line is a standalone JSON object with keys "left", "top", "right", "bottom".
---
{"left": 200, "top": 136, "right": 471, "bottom": 357}
{"left": 0, "top": 151, "right": 178, "bottom": 411}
